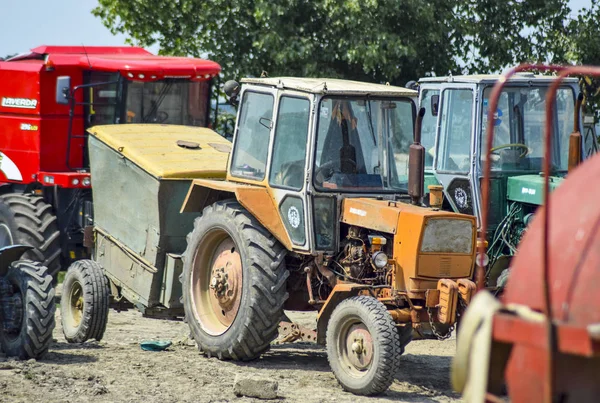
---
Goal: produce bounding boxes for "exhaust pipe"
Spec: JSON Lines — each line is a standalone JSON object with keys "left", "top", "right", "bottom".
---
{"left": 568, "top": 92, "right": 584, "bottom": 173}
{"left": 409, "top": 107, "right": 426, "bottom": 205}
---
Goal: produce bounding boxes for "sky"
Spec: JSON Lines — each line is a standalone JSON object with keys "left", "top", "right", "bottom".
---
{"left": 0, "top": 0, "right": 594, "bottom": 58}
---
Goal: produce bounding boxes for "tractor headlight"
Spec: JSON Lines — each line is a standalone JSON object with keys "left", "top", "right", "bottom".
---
{"left": 421, "top": 218, "right": 474, "bottom": 254}
{"left": 476, "top": 253, "right": 489, "bottom": 267}
{"left": 82, "top": 177, "right": 91, "bottom": 187}
{"left": 372, "top": 251, "right": 388, "bottom": 269}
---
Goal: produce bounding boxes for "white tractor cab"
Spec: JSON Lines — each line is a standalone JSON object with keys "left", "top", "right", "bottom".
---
{"left": 416, "top": 73, "right": 583, "bottom": 287}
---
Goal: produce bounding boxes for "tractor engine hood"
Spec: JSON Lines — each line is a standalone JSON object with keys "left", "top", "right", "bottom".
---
{"left": 506, "top": 174, "right": 563, "bottom": 206}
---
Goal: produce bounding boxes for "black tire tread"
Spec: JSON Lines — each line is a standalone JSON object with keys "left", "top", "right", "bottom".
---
{"left": 182, "top": 200, "right": 289, "bottom": 361}
{"left": 326, "top": 296, "right": 403, "bottom": 396}
{"left": 0, "top": 260, "right": 56, "bottom": 359}
{"left": 0, "top": 193, "right": 61, "bottom": 276}
{"left": 60, "top": 260, "right": 110, "bottom": 343}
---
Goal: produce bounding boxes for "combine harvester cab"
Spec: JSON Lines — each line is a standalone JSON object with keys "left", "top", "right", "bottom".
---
{"left": 416, "top": 73, "right": 584, "bottom": 290}
{"left": 0, "top": 46, "right": 220, "bottom": 279}
{"left": 452, "top": 64, "right": 600, "bottom": 403}
{"left": 63, "top": 76, "right": 479, "bottom": 396}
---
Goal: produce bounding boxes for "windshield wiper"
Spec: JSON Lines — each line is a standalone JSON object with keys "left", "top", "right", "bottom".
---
{"left": 143, "top": 81, "right": 174, "bottom": 123}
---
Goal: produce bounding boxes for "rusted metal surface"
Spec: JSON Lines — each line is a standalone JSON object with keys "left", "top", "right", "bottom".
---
{"left": 568, "top": 93, "right": 584, "bottom": 172}
{"left": 436, "top": 279, "right": 458, "bottom": 325}
{"left": 428, "top": 185, "right": 444, "bottom": 209}
{"left": 389, "top": 308, "right": 412, "bottom": 322}
{"left": 457, "top": 279, "right": 476, "bottom": 305}
{"left": 277, "top": 321, "right": 317, "bottom": 344}
{"left": 408, "top": 108, "right": 426, "bottom": 205}
{"left": 208, "top": 238, "right": 242, "bottom": 329}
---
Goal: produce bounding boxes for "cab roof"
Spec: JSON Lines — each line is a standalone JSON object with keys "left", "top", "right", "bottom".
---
{"left": 3, "top": 45, "right": 221, "bottom": 82}
{"left": 241, "top": 77, "right": 417, "bottom": 97}
{"left": 419, "top": 73, "right": 578, "bottom": 85}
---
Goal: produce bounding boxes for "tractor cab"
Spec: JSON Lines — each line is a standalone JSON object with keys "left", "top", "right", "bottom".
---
{"left": 417, "top": 73, "right": 581, "bottom": 283}
{"left": 223, "top": 77, "right": 417, "bottom": 253}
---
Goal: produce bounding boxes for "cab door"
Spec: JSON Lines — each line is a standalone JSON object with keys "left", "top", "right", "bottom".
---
{"left": 432, "top": 83, "right": 478, "bottom": 217}
{"left": 267, "top": 92, "right": 313, "bottom": 252}
{"left": 417, "top": 83, "right": 442, "bottom": 192}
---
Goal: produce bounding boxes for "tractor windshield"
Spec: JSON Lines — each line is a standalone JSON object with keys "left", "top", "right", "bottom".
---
{"left": 314, "top": 97, "right": 414, "bottom": 192}
{"left": 481, "top": 86, "right": 575, "bottom": 173}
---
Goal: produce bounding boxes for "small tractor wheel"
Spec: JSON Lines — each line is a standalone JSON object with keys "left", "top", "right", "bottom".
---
{"left": 326, "top": 296, "right": 404, "bottom": 396}
{"left": 0, "top": 260, "right": 55, "bottom": 359}
{"left": 61, "top": 260, "right": 110, "bottom": 343}
{"left": 0, "top": 194, "right": 62, "bottom": 277}
{"left": 182, "top": 200, "right": 289, "bottom": 361}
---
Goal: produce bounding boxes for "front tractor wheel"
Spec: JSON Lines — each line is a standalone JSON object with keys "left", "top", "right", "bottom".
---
{"left": 182, "top": 200, "right": 289, "bottom": 361}
{"left": 0, "top": 261, "right": 56, "bottom": 359}
{"left": 0, "top": 194, "right": 61, "bottom": 277}
{"left": 60, "top": 260, "right": 110, "bottom": 343}
{"left": 326, "top": 296, "right": 406, "bottom": 396}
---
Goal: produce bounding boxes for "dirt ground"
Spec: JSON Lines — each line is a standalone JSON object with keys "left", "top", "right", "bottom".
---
{"left": 0, "top": 306, "right": 460, "bottom": 403}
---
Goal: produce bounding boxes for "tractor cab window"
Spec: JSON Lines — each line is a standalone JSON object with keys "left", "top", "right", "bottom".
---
{"left": 314, "top": 97, "right": 414, "bottom": 192}
{"left": 436, "top": 89, "right": 473, "bottom": 173}
{"left": 230, "top": 91, "right": 274, "bottom": 180}
{"left": 125, "top": 80, "right": 210, "bottom": 127}
{"left": 269, "top": 96, "right": 311, "bottom": 190}
{"left": 420, "top": 89, "right": 439, "bottom": 169}
{"left": 85, "top": 72, "right": 120, "bottom": 127}
{"left": 481, "top": 87, "right": 574, "bottom": 172}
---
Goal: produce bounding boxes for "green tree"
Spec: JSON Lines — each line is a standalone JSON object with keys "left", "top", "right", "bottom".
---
{"left": 1, "top": 53, "right": 17, "bottom": 61}
{"left": 92, "top": 0, "right": 571, "bottom": 85}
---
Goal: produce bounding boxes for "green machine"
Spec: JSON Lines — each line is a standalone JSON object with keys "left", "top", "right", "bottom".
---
{"left": 416, "top": 73, "right": 583, "bottom": 288}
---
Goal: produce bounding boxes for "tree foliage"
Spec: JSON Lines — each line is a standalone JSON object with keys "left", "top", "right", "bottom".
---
{"left": 92, "top": 0, "right": 573, "bottom": 86}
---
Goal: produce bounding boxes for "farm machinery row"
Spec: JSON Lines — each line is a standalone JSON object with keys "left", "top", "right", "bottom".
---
{"left": 1, "top": 44, "right": 597, "bottom": 397}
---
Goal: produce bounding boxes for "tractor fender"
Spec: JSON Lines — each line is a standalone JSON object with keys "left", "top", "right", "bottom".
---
{"left": 0, "top": 245, "right": 33, "bottom": 277}
{"left": 181, "top": 179, "right": 293, "bottom": 250}
{"left": 316, "top": 283, "right": 369, "bottom": 344}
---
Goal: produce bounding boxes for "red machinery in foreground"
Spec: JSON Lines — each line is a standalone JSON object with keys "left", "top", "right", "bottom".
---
{"left": 453, "top": 64, "right": 600, "bottom": 403}
{"left": 0, "top": 46, "right": 221, "bottom": 276}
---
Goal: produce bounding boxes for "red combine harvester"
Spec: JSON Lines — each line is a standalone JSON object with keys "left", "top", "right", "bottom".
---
{"left": 452, "top": 64, "right": 600, "bottom": 403}
{"left": 0, "top": 46, "right": 221, "bottom": 277}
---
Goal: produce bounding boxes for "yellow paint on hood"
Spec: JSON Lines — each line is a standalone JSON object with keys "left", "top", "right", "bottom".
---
{"left": 87, "top": 124, "right": 230, "bottom": 179}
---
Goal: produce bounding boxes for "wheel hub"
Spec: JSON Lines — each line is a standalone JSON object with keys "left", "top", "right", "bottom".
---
{"left": 210, "top": 258, "right": 239, "bottom": 311}
{"left": 345, "top": 324, "right": 374, "bottom": 370}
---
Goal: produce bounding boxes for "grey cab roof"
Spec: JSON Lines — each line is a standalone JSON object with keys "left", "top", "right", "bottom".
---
{"left": 419, "top": 72, "right": 578, "bottom": 85}
{"left": 241, "top": 77, "right": 417, "bottom": 97}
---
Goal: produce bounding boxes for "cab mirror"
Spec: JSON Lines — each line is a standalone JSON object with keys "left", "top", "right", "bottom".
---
{"left": 223, "top": 80, "right": 240, "bottom": 107}
{"left": 431, "top": 94, "right": 439, "bottom": 116}
{"left": 56, "top": 76, "right": 71, "bottom": 105}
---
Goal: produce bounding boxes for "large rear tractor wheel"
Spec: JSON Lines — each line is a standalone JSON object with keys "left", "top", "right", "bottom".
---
{"left": 182, "top": 200, "right": 289, "bottom": 361}
{"left": 0, "top": 261, "right": 55, "bottom": 359}
{"left": 326, "top": 296, "right": 408, "bottom": 396}
{"left": 61, "top": 260, "right": 110, "bottom": 343}
{"left": 0, "top": 194, "right": 61, "bottom": 277}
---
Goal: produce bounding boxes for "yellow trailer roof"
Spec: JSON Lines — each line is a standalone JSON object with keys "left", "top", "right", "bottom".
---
{"left": 88, "top": 124, "right": 230, "bottom": 179}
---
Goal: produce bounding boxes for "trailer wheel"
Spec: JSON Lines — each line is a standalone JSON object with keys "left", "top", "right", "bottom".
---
{"left": 0, "top": 194, "right": 61, "bottom": 277}
{"left": 0, "top": 260, "right": 55, "bottom": 359}
{"left": 182, "top": 200, "right": 288, "bottom": 361}
{"left": 326, "top": 296, "right": 405, "bottom": 396}
{"left": 61, "top": 260, "right": 110, "bottom": 343}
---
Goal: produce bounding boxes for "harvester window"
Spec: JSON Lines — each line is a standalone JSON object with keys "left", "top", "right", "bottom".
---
{"left": 269, "top": 96, "right": 310, "bottom": 190}
{"left": 85, "top": 72, "right": 120, "bottom": 126}
{"left": 436, "top": 89, "right": 473, "bottom": 173}
{"left": 125, "top": 80, "right": 210, "bottom": 127}
{"left": 481, "top": 86, "right": 574, "bottom": 172}
{"left": 230, "top": 91, "right": 274, "bottom": 180}
{"left": 314, "top": 97, "right": 414, "bottom": 192}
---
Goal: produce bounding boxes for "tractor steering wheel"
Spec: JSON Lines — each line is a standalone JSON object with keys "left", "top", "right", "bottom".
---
{"left": 490, "top": 143, "right": 529, "bottom": 158}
